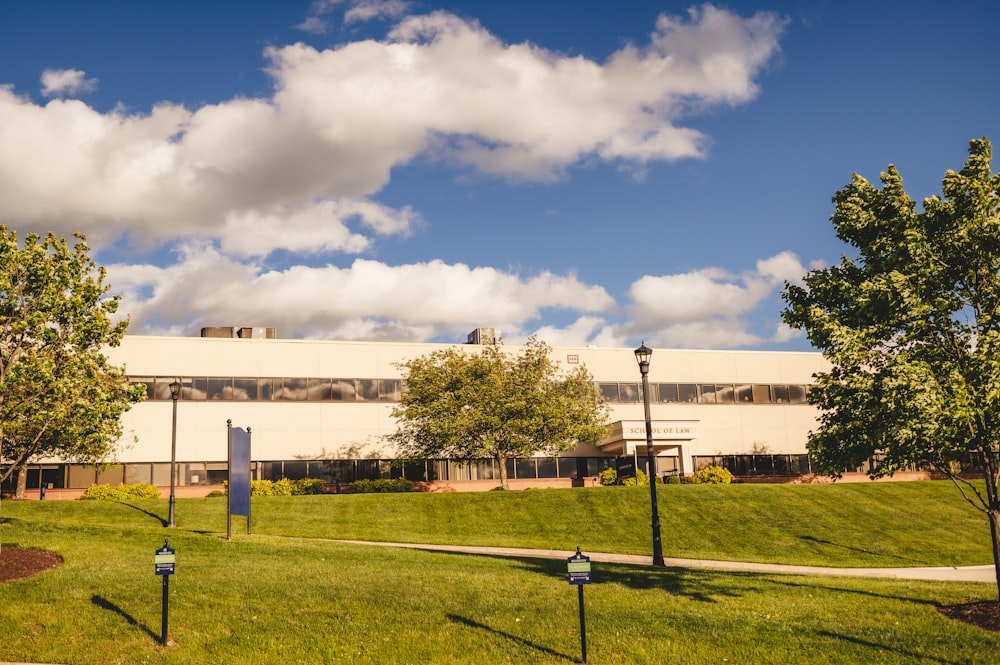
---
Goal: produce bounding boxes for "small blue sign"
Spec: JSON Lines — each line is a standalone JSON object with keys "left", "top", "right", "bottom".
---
{"left": 567, "top": 550, "right": 592, "bottom": 585}
{"left": 155, "top": 544, "right": 176, "bottom": 576}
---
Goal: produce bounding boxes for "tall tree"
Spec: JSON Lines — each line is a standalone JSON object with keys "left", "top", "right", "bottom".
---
{"left": 388, "top": 338, "right": 610, "bottom": 489}
{"left": 782, "top": 138, "right": 1000, "bottom": 599}
{"left": 0, "top": 228, "right": 143, "bottom": 501}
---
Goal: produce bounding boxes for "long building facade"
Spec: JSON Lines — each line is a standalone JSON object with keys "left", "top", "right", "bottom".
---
{"left": 9, "top": 328, "right": 830, "bottom": 493}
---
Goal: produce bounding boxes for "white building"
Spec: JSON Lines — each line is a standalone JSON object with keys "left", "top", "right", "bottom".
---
{"left": 17, "top": 328, "right": 829, "bottom": 492}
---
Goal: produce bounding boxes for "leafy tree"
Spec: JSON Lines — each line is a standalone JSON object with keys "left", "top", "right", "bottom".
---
{"left": 0, "top": 228, "right": 144, "bottom": 501}
{"left": 782, "top": 138, "right": 1000, "bottom": 598}
{"left": 388, "top": 338, "right": 610, "bottom": 489}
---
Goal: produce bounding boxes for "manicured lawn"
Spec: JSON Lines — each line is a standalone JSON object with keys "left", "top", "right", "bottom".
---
{"left": 0, "top": 481, "right": 998, "bottom": 664}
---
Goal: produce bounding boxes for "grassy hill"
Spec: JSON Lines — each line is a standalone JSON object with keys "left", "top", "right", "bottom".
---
{"left": 0, "top": 481, "right": 998, "bottom": 664}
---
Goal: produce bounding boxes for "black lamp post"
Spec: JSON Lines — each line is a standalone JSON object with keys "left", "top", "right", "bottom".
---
{"left": 635, "top": 342, "right": 665, "bottom": 567}
{"left": 167, "top": 380, "right": 181, "bottom": 528}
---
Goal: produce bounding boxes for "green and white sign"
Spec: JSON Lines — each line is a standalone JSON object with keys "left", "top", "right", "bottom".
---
{"left": 155, "top": 544, "right": 176, "bottom": 576}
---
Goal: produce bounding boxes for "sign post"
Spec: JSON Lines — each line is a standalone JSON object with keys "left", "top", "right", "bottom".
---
{"left": 227, "top": 421, "right": 252, "bottom": 541}
{"left": 567, "top": 547, "right": 592, "bottom": 664}
{"left": 154, "top": 540, "right": 176, "bottom": 646}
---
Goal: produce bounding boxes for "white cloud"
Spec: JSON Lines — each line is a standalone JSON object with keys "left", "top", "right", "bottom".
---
{"left": 40, "top": 68, "right": 98, "bottom": 97}
{"left": 625, "top": 252, "right": 807, "bottom": 348}
{"left": 110, "top": 245, "right": 616, "bottom": 341}
{"left": 345, "top": 0, "right": 411, "bottom": 23}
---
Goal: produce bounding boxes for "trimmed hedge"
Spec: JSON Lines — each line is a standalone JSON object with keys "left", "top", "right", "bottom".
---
{"left": 80, "top": 483, "right": 161, "bottom": 501}
{"left": 351, "top": 478, "right": 414, "bottom": 493}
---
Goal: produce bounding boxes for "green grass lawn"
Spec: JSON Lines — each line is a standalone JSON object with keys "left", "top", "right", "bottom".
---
{"left": 1, "top": 481, "right": 998, "bottom": 664}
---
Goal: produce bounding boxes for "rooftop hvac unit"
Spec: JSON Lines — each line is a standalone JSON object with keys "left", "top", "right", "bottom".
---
{"left": 467, "top": 328, "right": 498, "bottom": 345}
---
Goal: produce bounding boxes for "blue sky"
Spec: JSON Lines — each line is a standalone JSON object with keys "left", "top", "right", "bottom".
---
{"left": 1, "top": 0, "right": 997, "bottom": 350}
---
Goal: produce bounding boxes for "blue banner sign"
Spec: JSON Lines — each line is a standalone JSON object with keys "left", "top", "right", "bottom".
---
{"left": 229, "top": 426, "right": 251, "bottom": 517}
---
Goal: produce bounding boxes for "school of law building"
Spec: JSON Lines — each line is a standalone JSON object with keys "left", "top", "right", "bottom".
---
{"left": 15, "top": 327, "right": 829, "bottom": 493}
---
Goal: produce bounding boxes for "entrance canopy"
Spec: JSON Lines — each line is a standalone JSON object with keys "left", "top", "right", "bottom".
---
{"left": 598, "top": 420, "right": 697, "bottom": 474}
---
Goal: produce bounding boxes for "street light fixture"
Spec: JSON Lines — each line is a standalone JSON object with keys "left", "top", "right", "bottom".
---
{"left": 635, "top": 342, "right": 665, "bottom": 567}
{"left": 167, "top": 379, "right": 181, "bottom": 528}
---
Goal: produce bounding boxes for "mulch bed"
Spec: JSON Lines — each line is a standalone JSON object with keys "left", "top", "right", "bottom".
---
{"left": 0, "top": 546, "right": 63, "bottom": 583}
{"left": 937, "top": 600, "right": 1000, "bottom": 632}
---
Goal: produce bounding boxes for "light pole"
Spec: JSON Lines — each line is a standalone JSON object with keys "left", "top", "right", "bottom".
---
{"left": 635, "top": 342, "right": 665, "bottom": 567}
{"left": 167, "top": 379, "right": 181, "bottom": 528}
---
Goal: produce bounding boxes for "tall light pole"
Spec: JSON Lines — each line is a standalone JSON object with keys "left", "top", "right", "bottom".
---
{"left": 167, "top": 379, "right": 181, "bottom": 528}
{"left": 635, "top": 342, "right": 665, "bottom": 567}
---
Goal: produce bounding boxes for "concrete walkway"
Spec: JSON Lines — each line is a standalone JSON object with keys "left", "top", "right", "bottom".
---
{"left": 334, "top": 539, "right": 998, "bottom": 583}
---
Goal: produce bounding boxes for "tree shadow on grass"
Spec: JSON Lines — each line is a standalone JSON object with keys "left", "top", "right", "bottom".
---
{"left": 772, "top": 577, "right": 943, "bottom": 607}
{"left": 445, "top": 613, "right": 576, "bottom": 662}
{"left": 419, "top": 549, "right": 743, "bottom": 604}
{"left": 816, "top": 630, "right": 963, "bottom": 665}
{"left": 797, "top": 534, "right": 932, "bottom": 566}
{"left": 117, "top": 502, "right": 167, "bottom": 527}
{"left": 91, "top": 595, "right": 160, "bottom": 643}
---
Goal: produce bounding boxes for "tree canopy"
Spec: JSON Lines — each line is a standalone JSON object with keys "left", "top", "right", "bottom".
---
{"left": 388, "top": 338, "right": 610, "bottom": 489}
{"left": 782, "top": 138, "right": 1000, "bottom": 598}
{"left": 0, "top": 228, "right": 144, "bottom": 499}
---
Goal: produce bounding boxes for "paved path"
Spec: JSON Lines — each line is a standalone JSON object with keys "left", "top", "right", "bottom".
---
{"left": 334, "top": 539, "right": 997, "bottom": 583}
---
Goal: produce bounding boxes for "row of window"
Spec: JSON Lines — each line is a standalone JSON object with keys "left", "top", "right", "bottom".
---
{"left": 131, "top": 375, "right": 811, "bottom": 406}
{"left": 598, "top": 382, "right": 810, "bottom": 405}
{"left": 130, "top": 376, "right": 402, "bottom": 402}
{"left": 7, "top": 453, "right": 817, "bottom": 490}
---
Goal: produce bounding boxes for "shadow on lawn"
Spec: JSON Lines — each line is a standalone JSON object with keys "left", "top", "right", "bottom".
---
{"left": 797, "top": 534, "right": 932, "bottom": 566}
{"left": 816, "top": 630, "right": 962, "bottom": 665}
{"left": 446, "top": 614, "right": 575, "bottom": 662}
{"left": 117, "top": 502, "right": 167, "bottom": 527}
{"left": 437, "top": 551, "right": 744, "bottom": 604}
{"left": 773, "top": 578, "right": 942, "bottom": 607}
{"left": 91, "top": 595, "right": 160, "bottom": 643}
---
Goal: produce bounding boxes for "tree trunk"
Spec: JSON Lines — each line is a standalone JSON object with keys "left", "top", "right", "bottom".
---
{"left": 989, "top": 507, "right": 1000, "bottom": 602}
{"left": 497, "top": 454, "right": 508, "bottom": 490}
{"left": 15, "top": 461, "right": 28, "bottom": 499}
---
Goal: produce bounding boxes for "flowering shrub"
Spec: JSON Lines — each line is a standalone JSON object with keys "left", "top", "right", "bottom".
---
{"left": 81, "top": 483, "right": 161, "bottom": 500}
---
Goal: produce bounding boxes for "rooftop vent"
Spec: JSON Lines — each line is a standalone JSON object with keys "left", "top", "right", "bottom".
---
{"left": 200, "top": 326, "right": 276, "bottom": 339}
{"left": 466, "top": 327, "right": 498, "bottom": 345}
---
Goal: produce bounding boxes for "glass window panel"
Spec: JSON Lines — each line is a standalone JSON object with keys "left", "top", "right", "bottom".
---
{"left": 282, "top": 378, "right": 309, "bottom": 401}
{"left": 788, "top": 385, "right": 808, "bottom": 404}
{"left": 773, "top": 384, "right": 790, "bottom": 404}
{"left": 151, "top": 463, "right": 172, "bottom": 486}
{"left": 124, "top": 464, "right": 151, "bottom": 484}
{"left": 182, "top": 378, "right": 207, "bottom": 401}
{"left": 698, "top": 384, "right": 717, "bottom": 403}
{"left": 260, "top": 378, "right": 281, "bottom": 401}
{"left": 735, "top": 384, "right": 753, "bottom": 403}
{"left": 379, "top": 379, "right": 402, "bottom": 402}
{"left": 207, "top": 377, "right": 233, "bottom": 400}
{"left": 154, "top": 378, "right": 179, "bottom": 401}
{"left": 131, "top": 377, "right": 154, "bottom": 400}
{"left": 618, "top": 382, "right": 640, "bottom": 403}
{"left": 656, "top": 383, "right": 678, "bottom": 403}
{"left": 677, "top": 384, "right": 698, "bottom": 403}
{"left": 233, "top": 378, "right": 258, "bottom": 401}
{"left": 598, "top": 382, "right": 619, "bottom": 402}
{"left": 68, "top": 465, "right": 97, "bottom": 488}
{"left": 307, "top": 378, "right": 332, "bottom": 401}
{"left": 536, "top": 457, "right": 558, "bottom": 478}
{"left": 515, "top": 459, "right": 536, "bottom": 479}
{"left": 332, "top": 379, "right": 357, "bottom": 401}
{"left": 96, "top": 465, "right": 124, "bottom": 485}
{"left": 716, "top": 384, "right": 735, "bottom": 403}
{"left": 357, "top": 379, "right": 378, "bottom": 401}
{"left": 752, "top": 384, "right": 773, "bottom": 404}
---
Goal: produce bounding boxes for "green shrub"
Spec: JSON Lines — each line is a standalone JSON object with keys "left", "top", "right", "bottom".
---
{"left": 622, "top": 470, "right": 648, "bottom": 487}
{"left": 692, "top": 466, "right": 734, "bottom": 485}
{"left": 599, "top": 468, "right": 617, "bottom": 486}
{"left": 80, "top": 483, "right": 161, "bottom": 501}
{"left": 293, "top": 478, "right": 326, "bottom": 495}
{"left": 664, "top": 474, "right": 682, "bottom": 485}
{"left": 351, "top": 478, "right": 414, "bottom": 493}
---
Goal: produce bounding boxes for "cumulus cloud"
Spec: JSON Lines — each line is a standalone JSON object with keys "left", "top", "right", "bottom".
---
{"left": 1, "top": 4, "right": 792, "bottom": 347}
{"left": 40, "top": 68, "right": 98, "bottom": 97}
{"left": 109, "top": 244, "right": 615, "bottom": 341}
{"left": 625, "top": 251, "right": 807, "bottom": 348}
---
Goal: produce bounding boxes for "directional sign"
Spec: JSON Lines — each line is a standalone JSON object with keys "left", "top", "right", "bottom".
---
{"left": 155, "top": 544, "right": 176, "bottom": 576}
{"left": 567, "top": 550, "right": 591, "bottom": 585}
